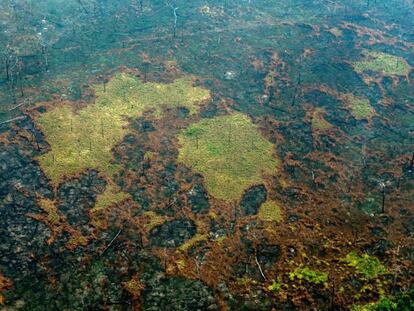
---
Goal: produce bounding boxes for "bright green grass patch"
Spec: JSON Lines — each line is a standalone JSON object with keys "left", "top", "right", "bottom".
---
{"left": 36, "top": 104, "right": 122, "bottom": 184}
{"left": 343, "top": 251, "right": 387, "bottom": 279}
{"left": 95, "top": 73, "right": 210, "bottom": 117}
{"left": 258, "top": 200, "right": 282, "bottom": 222}
{"left": 288, "top": 266, "right": 328, "bottom": 285}
{"left": 177, "top": 113, "right": 278, "bottom": 201}
{"left": 353, "top": 50, "right": 411, "bottom": 76}
{"left": 343, "top": 94, "right": 376, "bottom": 120}
{"left": 36, "top": 73, "right": 210, "bottom": 185}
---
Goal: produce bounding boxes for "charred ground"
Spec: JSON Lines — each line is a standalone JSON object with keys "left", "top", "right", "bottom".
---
{"left": 0, "top": 0, "right": 414, "bottom": 310}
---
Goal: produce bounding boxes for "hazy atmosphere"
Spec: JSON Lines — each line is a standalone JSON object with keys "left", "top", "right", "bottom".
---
{"left": 0, "top": 0, "right": 413, "bottom": 310}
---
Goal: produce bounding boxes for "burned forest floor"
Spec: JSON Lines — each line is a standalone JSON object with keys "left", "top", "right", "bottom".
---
{"left": 0, "top": 0, "right": 414, "bottom": 310}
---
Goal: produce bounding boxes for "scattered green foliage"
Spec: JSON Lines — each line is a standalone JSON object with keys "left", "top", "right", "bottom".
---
{"left": 289, "top": 266, "right": 328, "bottom": 285}
{"left": 267, "top": 279, "right": 282, "bottom": 292}
{"left": 343, "top": 252, "right": 387, "bottom": 279}
{"left": 258, "top": 200, "right": 282, "bottom": 222}
{"left": 178, "top": 113, "right": 278, "bottom": 201}
{"left": 353, "top": 50, "right": 411, "bottom": 76}
{"left": 237, "top": 277, "right": 257, "bottom": 287}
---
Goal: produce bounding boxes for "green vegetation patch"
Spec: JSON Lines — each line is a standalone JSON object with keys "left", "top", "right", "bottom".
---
{"left": 311, "top": 108, "right": 332, "bottom": 131}
{"left": 36, "top": 73, "right": 210, "bottom": 185}
{"left": 353, "top": 50, "right": 411, "bottom": 76}
{"left": 289, "top": 266, "right": 328, "bottom": 285}
{"left": 93, "top": 182, "right": 130, "bottom": 212}
{"left": 267, "top": 279, "right": 282, "bottom": 292}
{"left": 351, "top": 297, "right": 397, "bottom": 311}
{"left": 177, "top": 113, "right": 278, "bottom": 201}
{"left": 343, "top": 251, "right": 387, "bottom": 279}
{"left": 35, "top": 73, "right": 209, "bottom": 210}
{"left": 343, "top": 94, "right": 376, "bottom": 120}
{"left": 258, "top": 200, "right": 282, "bottom": 222}
{"left": 95, "top": 73, "right": 210, "bottom": 117}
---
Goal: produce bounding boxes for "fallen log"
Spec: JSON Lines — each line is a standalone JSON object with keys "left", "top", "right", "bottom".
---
{"left": 100, "top": 229, "right": 122, "bottom": 256}
{"left": 8, "top": 101, "right": 28, "bottom": 112}
{"left": 0, "top": 115, "right": 27, "bottom": 126}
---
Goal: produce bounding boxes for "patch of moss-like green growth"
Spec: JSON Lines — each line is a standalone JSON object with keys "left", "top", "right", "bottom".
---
{"left": 353, "top": 50, "right": 411, "bottom": 76}
{"left": 92, "top": 181, "right": 130, "bottom": 212}
{"left": 35, "top": 73, "right": 209, "bottom": 210}
{"left": 288, "top": 266, "right": 328, "bottom": 285}
{"left": 258, "top": 200, "right": 282, "bottom": 222}
{"left": 177, "top": 113, "right": 278, "bottom": 201}
{"left": 36, "top": 73, "right": 210, "bottom": 185}
{"left": 311, "top": 108, "right": 332, "bottom": 131}
{"left": 343, "top": 94, "right": 376, "bottom": 121}
{"left": 343, "top": 251, "right": 387, "bottom": 279}
{"left": 355, "top": 289, "right": 414, "bottom": 311}
{"left": 267, "top": 279, "right": 282, "bottom": 292}
{"left": 351, "top": 297, "right": 396, "bottom": 311}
